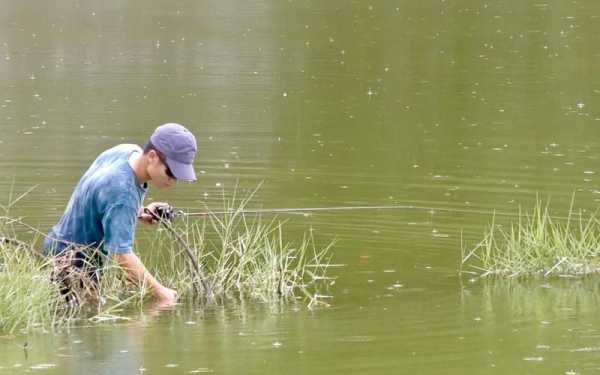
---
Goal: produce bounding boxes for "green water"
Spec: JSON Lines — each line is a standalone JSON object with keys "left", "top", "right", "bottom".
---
{"left": 3, "top": 0, "right": 600, "bottom": 373}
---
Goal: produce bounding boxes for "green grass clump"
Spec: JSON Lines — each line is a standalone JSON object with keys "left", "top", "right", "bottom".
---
{"left": 143, "top": 189, "right": 335, "bottom": 305}
{"left": 0, "top": 241, "right": 72, "bottom": 333}
{"left": 461, "top": 198, "right": 600, "bottom": 278}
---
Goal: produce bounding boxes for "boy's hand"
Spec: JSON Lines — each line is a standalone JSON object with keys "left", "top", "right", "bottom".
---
{"left": 138, "top": 202, "right": 171, "bottom": 225}
{"left": 154, "top": 285, "right": 178, "bottom": 305}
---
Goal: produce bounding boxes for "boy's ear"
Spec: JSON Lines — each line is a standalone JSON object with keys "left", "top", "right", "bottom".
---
{"left": 147, "top": 150, "right": 158, "bottom": 162}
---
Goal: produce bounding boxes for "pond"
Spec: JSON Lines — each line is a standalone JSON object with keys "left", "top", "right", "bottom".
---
{"left": 2, "top": 0, "right": 600, "bottom": 373}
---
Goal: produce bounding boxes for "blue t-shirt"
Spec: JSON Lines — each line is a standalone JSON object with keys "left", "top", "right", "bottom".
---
{"left": 44, "top": 144, "right": 148, "bottom": 256}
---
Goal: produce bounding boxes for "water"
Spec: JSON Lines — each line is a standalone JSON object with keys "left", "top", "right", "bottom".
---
{"left": 2, "top": 0, "right": 600, "bottom": 373}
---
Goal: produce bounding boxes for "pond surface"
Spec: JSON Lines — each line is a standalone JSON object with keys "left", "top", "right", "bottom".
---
{"left": 2, "top": 0, "right": 600, "bottom": 373}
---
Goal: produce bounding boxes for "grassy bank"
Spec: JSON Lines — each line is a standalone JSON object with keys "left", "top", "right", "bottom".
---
{"left": 0, "top": 192, "right": 335, "bottom": 333}
{"left": 461, "top": 198, "right": 600, "bottom": 278}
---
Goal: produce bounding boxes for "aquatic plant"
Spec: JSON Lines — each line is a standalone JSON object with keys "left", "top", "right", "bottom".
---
{"left": 461, "top": 198, "right": 600, "bottom": 278}
{"left": 0, "top": 187, "right": 335, "bottom": 333}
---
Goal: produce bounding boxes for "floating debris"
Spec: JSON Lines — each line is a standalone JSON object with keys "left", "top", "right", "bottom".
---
{"left": 569, "top": 347, "right": 600, "bottom": 352}
{"left": 189, "top": 368, "right": 213, "bottom": 373}
{"left": 523, "top": 357, "right": 544, "bottom": 362}
{"left": 29, "top": 363, "right": 56, "bottom": 370}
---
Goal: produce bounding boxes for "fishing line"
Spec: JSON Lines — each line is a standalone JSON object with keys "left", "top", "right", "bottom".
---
{"left": 179, "top": 204, "right": 579, "bottom": 221}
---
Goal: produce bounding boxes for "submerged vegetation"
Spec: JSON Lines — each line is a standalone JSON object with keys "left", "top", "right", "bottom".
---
{"left": 461, "top": 198, "right": 600, "bottom": 278}
{"left": 0, "top": 188, "right": 335, "bottom": 333}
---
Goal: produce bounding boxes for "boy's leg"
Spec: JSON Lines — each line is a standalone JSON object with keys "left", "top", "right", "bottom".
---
{"left": 51, "top": 247, "right": 103, "bottom": 305}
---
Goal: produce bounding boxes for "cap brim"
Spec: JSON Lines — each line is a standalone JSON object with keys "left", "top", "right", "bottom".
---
{"left": 165, "top": 157, "right": 197, "bottom": 181}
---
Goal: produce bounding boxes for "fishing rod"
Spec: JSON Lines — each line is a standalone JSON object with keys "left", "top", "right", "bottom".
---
{"left": 179, "top": 205, "right": 530, "bottom": 219}
{"left": 157, "top": 204, "right": 453, "bottom": 220}
{"left": 154, "top": 204, "right": 581, "bottom": 222}
{"left": 185, "top": 205, "right": 424, "bottom": 217}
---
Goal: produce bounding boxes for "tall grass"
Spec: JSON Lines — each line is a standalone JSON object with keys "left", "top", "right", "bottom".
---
{"left": 0, "top": 188, "right": 335, "bottom": 333}
{"left": 0, "top": 241, "right": 74, "bottom": 332}
{"left": 461, "top": 198, "right": 600, "bottom": 278}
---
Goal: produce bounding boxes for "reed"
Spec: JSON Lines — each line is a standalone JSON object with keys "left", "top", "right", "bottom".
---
{"left": 0, "top": 188, "right": 335, "bottom": 333}
{"left": 461, "top": 197, "right": 600, "bottom": 278}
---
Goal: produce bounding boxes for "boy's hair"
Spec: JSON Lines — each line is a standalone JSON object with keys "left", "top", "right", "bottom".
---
{"left": 143, "top": 141, "right": 175, "bottom": 179}
{"left": 143, "top": 141, "right": 162, "bottom": 155}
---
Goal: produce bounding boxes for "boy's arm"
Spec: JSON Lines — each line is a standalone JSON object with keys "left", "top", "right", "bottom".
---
{"left": 114, "top": 252, "right": 177, "bottom": 303}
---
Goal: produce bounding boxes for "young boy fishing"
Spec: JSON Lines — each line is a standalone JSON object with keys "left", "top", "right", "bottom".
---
{"left": 44, "top": 123, "right": 197, "bottom": 305}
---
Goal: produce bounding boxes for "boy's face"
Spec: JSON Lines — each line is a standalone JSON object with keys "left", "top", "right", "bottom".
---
{"left": 147, "top": 150, "right": 177, "bottom": 188}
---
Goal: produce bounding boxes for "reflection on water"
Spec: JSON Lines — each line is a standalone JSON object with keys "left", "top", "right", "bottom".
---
{"left": 460, "top": 278, "right": 600, "bottom": 372}
{"left": 472, "top": 278, "right": 600, "bottom": 322}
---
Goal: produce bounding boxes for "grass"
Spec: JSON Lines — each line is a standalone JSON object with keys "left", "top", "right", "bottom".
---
{"left": 461, "top": 197, "right": 600, "bottom": 278}
{"left": 0, "top": 187, "right": 335, "bottom": 333}
{"left": 0, "top": 240, "right": 75, "bottom": 333}
{"left": 146, "top": 189, "right": 336, "bottom": 305}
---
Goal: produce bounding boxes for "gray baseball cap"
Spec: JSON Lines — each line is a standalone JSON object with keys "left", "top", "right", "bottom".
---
{"left": 150, "top": 123, "right": 197, "bottom": 181}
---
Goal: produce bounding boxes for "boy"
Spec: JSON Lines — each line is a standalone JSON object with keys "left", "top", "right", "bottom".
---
{"left": 44, "top": 123, "right": 197, "bottom": 304}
